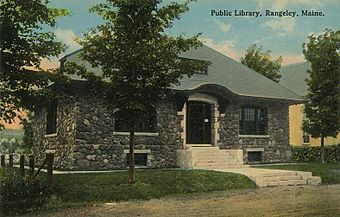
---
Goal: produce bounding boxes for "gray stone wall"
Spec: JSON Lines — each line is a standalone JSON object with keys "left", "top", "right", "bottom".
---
{"left": 72, "top": 95, "right": 181, "bottom": 170}
{"left": 32, "top": 89, "right": 182, "bottom": 170}
{"left": 32, "top": 96, "right": 77, "bottom": 168}
{"left": 218, "top": 103, "right": 240, "bottom": 149}
{"left": 32, "top": 85, "right": 291, "bottom": 169}
{"left": 218, "top": 97, "right": 290, "bottom": 163}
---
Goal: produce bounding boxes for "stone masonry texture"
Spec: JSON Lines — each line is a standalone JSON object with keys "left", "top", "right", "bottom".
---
{"left": 32, "top": 84, "right": 291, "bottom": 169}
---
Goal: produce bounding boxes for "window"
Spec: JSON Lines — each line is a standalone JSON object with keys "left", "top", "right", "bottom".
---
{"left": 248, "top": 151, "right": 262, "bottom": 162}
{"left": 302, "top": 112, "right": 310, "bottom": 144}
{"left": 239, "top": 106, "right": 267, "bottom": 135}
{"left": 303, "top": 131, "right": 310, "bottom": 144}
{"left": 126, "top": 153, "right": 148, "bottom": 166}
{"left": 115, "top": 111, "right": 156, "bottom": 132}
{"left": 46, "top": 101, "right": 57, "bottom": 134}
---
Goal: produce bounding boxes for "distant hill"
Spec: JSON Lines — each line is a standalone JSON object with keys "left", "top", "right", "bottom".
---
{"left": 0, "top": 129, "right": 24, "bottom": 141}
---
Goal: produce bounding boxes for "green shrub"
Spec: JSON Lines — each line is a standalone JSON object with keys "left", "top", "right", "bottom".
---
{"left": 0, "top": 170, "right": 53, "bottom": 215}
{"left": 291, "top": 144, "right": 340, "bottom": 163}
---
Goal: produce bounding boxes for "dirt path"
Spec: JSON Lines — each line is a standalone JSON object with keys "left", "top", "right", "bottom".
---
{"left": 35, "top": 185, "right": 340, "bottom": 217}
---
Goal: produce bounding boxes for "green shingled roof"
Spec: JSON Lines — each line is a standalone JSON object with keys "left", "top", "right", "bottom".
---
{"left": 280, "top": 62, "right": 311, "bottom": 97}
{"left": 61, "top": 45, "right": 303, "bottom": 101}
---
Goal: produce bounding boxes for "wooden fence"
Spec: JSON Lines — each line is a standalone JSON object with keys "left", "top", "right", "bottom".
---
{"left": 0, "top": 153, "right": 54, "bottom": 187}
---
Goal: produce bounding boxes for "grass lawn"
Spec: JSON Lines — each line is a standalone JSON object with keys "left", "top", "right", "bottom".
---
{"left": 53, "top": 169, "right": 255, "bottom": 206}
{"left": 253, "top": 163, "right": 340, "bottom": 184}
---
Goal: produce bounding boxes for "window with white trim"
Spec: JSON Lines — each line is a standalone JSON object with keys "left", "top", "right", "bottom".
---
{"left": 239, "top": 106, "right": 267, "bottom": 135}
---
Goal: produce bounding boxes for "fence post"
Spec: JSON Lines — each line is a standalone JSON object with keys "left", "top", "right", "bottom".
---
{"left": 0, "top": 155, "right": 5, "bottom": 167}
{"left": 20, "top": 155, "right": 25, "bottom": 176}
{"left": 46, "top": 153, "right": 54, "bottom": 188}
{"left": 8, "top": 154, "right": 13, "bottom": 169}
{"left": 29, "top": 155, "right": 35, "bottom": 177}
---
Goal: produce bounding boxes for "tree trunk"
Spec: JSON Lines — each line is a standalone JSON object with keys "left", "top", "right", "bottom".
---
{"left": 128, "top": 130, "right": 135, "bottom": 184}
{"left": 320, "top": 136, "right": 325, "bottom": 164}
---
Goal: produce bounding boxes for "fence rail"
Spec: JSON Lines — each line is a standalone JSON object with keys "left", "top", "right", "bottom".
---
{"left": 0, "top": 153, "right": 54, "bottom": 187}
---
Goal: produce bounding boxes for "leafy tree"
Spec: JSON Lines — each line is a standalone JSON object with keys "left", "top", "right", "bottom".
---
{"left": 302, "top": 29, "right": 340, "bottom": 163}
{"left": 65, "top": 0, "right": 205, "bottom": 183}
{"left": 0, "top": 0, "right": 68, "bottom": 130}
{"left": 241, "top": 44, "right": 282, "bottom": 82}
{"left": 21, "top": 113, "right": 34, "bottom": 154}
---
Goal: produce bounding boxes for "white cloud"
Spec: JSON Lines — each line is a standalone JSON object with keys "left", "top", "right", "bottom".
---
{"left": 213, "top": 19, "right": 231, "bottom": 32}
{"left": 275, "top": 54, "right": 305, "bottom": 65}
{"left": 54, "top": 29, "right": 81, "bottom": 51}
{"left": 40, "top": 57, "right": 60, "bottom": 70}
{"left": 257, "top": 0, "right": 323, "bottom": 10}
{"left": 264, "top": 18, "right": 295, "bottom": 33}
{"left": 201, "top": 38, "right": 240, "bottom": 61}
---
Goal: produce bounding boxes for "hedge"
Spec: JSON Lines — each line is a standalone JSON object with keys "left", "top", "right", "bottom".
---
{"left": 0, "top": 169, "right": 54, "bottom": 215}
{"left": 291, "top": 144, "right": 340, "bottom": 163}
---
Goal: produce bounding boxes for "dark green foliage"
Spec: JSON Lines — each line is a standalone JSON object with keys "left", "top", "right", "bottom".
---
{"left": 291, "top": 144, "right": 340, "bottom": 163}
{"left": 63, "top": 0, "right": 206, "bottom": 183}
{"left": 21, "top": 114, "right": 34, "bottom": 153}
{"left": 54, "top": 170, "right": 254, "bottom": 203}
{"left": 63, "top": 0, "right": 206, "bottom": 126}
{"left": 302, "top": 29, "right": 340, "bottom": 162}
{"left": 241, "top": 44, "right": 282, "bottom": 82}
{"left": 0, "top": 137, "right": 23, "bottom": 154}
{"left": 254, "top": 163, "right": 340, "bottom": 184}
{"left": 0, "top": 0, "right": 68, "bottom": 129}
{"left": 0, "top": 130, "right": 24, "bottom": 153}
{"left": 0, "top": 170, "right": 53, "bottom": 215}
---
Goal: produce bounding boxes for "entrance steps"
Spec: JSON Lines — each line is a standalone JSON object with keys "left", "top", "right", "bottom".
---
{"left": 176, "top": 146, "right": 245, "bottom": 169}
{"left": 214, "top": 167, "right": 322, "bottom": 187}
{"left": 176, "top": 147, "right": 321, "bottom": 187}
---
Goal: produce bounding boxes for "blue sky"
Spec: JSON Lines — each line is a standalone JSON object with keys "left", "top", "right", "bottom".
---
{"left": 42, "top": 0, "right": 340, "bottom": 68}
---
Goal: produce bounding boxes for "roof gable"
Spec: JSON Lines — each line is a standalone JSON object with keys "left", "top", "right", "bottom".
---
{"left": 280, "top": 62, "right": 310, "bottom": 97}
{"left": 61, "top": 45, "right": 303, "bottom": 101}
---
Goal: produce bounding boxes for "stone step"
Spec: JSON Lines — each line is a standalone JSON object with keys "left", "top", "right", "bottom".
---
{"left": 205, "top": 167, "right": 322, "bottom": 188}
{"left": 196, "top": 154, "right": 242, "bottom": 160}
{"left": 195, "top": 155, "right": 224, "bottom": 159}
{"left": 195, "top": 162, "right": 227, "bottom": 166}
{"left": 195, "top": 159, "right": 243, "bottom": 164}
{"left": 195, "top": 159, "right": 227, "bottom": 163}
{"left": 261, "top": 171, "right": 298, "bottom": 177}
{"left": 252, "top": 170, "right": 316, "bottom": 187}
{"left": 258, "top": 175, "right": 303, "bottom": 182}
{"left": 195, "top": 165, "right": 228, "bottom": 169}
{"left": 189, "top": 147, "right": 219, "bottom": 152}
{"left": 195, "top": 164, "right": 245, "bottom": 169}
{"left": 194, "top": 151, "right": 227, "bottom": 156}
{"left": 290, "top": 179, "right": 308, "bottom": 186}
{"left": 297, "top": 171, "right": 314, "bottom": 179}
{"left": 256, "top": 181, "right": 277, "bottom": 187}
{"left": 177, "top": 148, "right": 244, "bottom": 170}
{"left": 195, "top": 163, "right": 228, "bottom": 167}
{"left": 257, "top": 179, "right": 308, "bottom": 187}
{"left": 196, "top": 157, "right": 241, "bottom": 162}
{"left": 196, "top": 153, "right": 241, "bottom": 157}
{"left": 307, "top": 176, "right": 322, "bottom": 185}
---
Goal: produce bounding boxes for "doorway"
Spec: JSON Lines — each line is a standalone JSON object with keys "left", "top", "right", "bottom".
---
{"left": 186, "top": 101, "right": 212, "bottom": 144}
